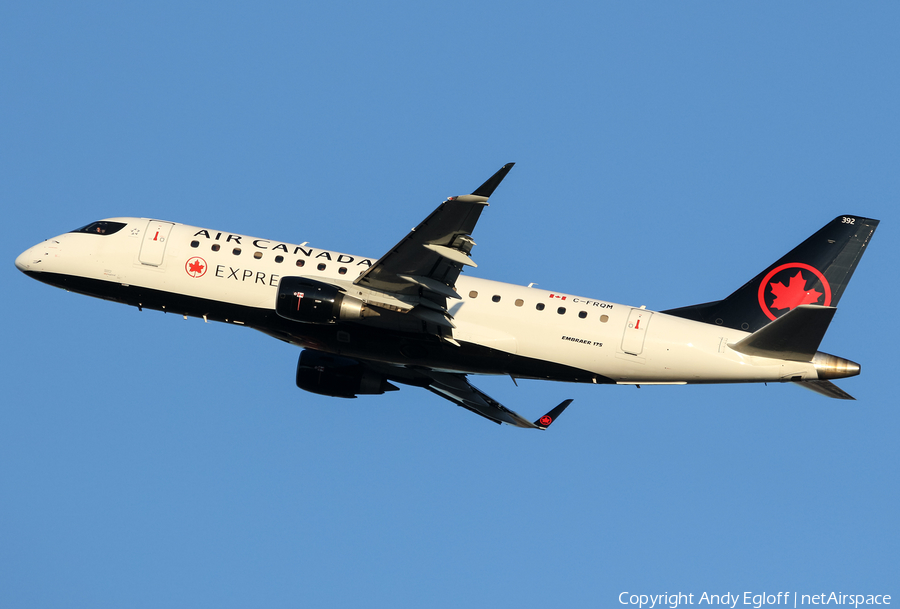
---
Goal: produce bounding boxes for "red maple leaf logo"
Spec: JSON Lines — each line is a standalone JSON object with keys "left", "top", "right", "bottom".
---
{"left": 539, "top": 415, "right": 552, "bottom": 426}
{"left": 185, "top": 257, "right": 207, "bottom": 278}
{"left": 769, "top": 271, "right": 822, "bottom": 311}
{"left": 188, "top": 259, "right": 205, "bottom": 275}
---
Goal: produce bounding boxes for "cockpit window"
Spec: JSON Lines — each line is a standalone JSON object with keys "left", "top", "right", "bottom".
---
{"left": 70, "top": 221, "right": 127, "bottom": 236}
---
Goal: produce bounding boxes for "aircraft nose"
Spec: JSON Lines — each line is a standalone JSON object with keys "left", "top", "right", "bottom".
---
{"left": 15, "top": 242, "right": 49, "bottom": 273}
{"left": 15, "top": 248, "right": 33, "bottom": 272}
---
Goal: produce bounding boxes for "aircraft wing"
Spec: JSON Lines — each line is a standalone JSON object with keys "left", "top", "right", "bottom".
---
{"left": 423, "top": 371, "right": 572, "bottom": 429}
{"left": 354, "top": 163, "right": 514, "bottom": 321}
{"left": 366, "top": 361, "right": 571, "bottom": 428}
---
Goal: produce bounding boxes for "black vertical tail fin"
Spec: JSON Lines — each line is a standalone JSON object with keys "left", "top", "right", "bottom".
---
{"left": 664, "top": 215, "right": 879, "bottom": 333}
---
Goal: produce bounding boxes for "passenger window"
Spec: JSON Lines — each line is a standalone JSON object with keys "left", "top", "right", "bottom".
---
{"left": 515, "top": 299, "right": 524, "bottom": 307}
{"left": 469, "top": 291, "right": 478, "bottom": 299}
{"left": 190, "top": 240, "right": 199, "bottom": 248}
{"left": 296, "top": 260, "right": 305, "bottom": 267}
{"left": 557, "top": 307, "right": 566, "bottom": 315}
{"left": 275, "top": 255, "right": 284, "bottom": 263}
{"left": 233, "top": 248, "right": 241, "bottom": 255}
{"left": 339, "top": 267, "right": 347, "bottom": 275}
{"left": 536, "top": 303, "right": 545, "bottom": 311}
{"left": 212, "top": 244, "right": 220, "bottom": 252}
{"left": 578, "top": 311, "right": 587, "bottom": 319}
{"left": 600, "top": 315, "right": 609, "bottom": 323}
{"left": 317, "top": 263, "right": 326, "bottom": 271}
{"left": 492, "top": 295, "right": 501, "bottom": 303}
{"left": 254, "top": 252, "right": 262, "bottom": 260}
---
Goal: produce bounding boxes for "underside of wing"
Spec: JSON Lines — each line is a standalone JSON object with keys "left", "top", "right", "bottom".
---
{"left": 367, "top": 361, "right": 571, "bottom": 429}
{"left": 424, "top": 372, "right": 572, "bottom": 429}
{"left": 353, "top": 164, "right": 514, "bottom": 330}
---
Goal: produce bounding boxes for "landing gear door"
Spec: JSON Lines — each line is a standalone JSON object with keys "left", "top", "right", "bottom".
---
{"left": 621, "top": 308, "right": 652, "bottom": 356}
{"left": 139, "top": 220, "right": 174, "bottom": 266}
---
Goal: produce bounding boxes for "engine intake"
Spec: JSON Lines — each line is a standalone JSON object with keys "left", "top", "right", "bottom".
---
{"left": 296, "top": 350, "right": 398, "bottom": 398}
{"left": 276, "top": 277, "right": 369, "bottom": 324}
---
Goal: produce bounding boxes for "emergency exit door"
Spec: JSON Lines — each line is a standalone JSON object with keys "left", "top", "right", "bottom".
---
{"left": 139, "top": 220, "right": 174, "bottom": 266}
{"left": 621, "top": 308, "right": 652, "bottom": 356}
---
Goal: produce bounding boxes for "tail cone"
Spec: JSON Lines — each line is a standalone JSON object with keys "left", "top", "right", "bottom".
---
{"left": 813, "top": 351, "right": 860, "bottom": 380}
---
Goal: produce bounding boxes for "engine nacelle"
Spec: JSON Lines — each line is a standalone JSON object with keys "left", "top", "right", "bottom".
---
{"left": 275, "top": 277, "right": 368, "bottom": 324}
{"left": 295, "top": 350, "right": 398, "bottom": 398}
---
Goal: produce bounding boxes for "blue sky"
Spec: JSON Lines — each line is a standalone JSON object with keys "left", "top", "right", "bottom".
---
{"left": 2, "top": 2, "right": 898, "bottom": 607}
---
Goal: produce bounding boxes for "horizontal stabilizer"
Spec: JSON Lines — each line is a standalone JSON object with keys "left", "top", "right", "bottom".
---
{"left": 794, "top": 380, "right": 856, "bottom": 400}
{"left": 729, "top": 305, "right": 836, "bottom": 362}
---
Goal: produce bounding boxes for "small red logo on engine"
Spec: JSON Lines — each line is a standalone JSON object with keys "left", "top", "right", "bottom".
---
{"left": 185, "top": 257, "right": 207, "bottom": 278}
{"left": 757, "top": 262, "right": 831, "bottom": 320}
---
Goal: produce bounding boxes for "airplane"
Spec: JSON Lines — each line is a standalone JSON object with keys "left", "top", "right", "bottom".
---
{"left": 15, "top": 164, "right": 879, "bottom": 429}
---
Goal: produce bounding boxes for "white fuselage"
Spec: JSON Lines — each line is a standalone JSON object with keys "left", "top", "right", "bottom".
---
{"left": 15, "top": 217, "right": 821, "bottom": 386}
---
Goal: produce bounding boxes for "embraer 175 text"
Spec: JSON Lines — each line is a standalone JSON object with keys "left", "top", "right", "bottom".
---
{"left": 15, "top": 164, "right": 879, "bottom": 429}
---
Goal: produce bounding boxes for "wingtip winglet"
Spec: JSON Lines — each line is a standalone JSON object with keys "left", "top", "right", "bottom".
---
{"left": 471, "top": 162, "right": 515, "bottom": 198}
{"left": 533, "top": 398, "right": 573, "bottom": 430}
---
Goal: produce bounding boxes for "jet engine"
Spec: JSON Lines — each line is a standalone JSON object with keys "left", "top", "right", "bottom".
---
{"left": 276, "top": 277, "right": 370, "bottom": 324}
{"left": 295, "top": 349, "right": 398, "bottom": 398}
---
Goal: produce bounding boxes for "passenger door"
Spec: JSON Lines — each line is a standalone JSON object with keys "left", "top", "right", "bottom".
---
{"left": 139, "top": 220, "right": 174, "bottom": 266}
